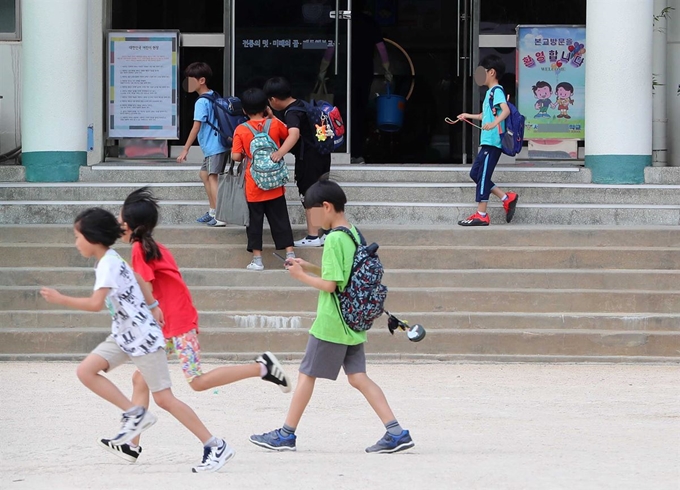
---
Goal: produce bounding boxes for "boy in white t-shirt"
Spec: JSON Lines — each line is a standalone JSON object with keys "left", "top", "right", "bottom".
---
{"left": 40, "top": 208, "right": 233, "bottom": 473}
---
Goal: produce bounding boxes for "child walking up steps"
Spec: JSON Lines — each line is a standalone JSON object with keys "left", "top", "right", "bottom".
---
{"left": 103, "top": 187, "right": 291, "bottom": 462}
{"left": 40, "top": 208, "right": 233, "bottom": 473}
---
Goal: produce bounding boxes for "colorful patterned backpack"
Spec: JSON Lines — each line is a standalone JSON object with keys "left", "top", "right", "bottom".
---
{"left": 244, "top": 119, "right": 289, "bottom": 191}
{"left": 332, "top": 227, "right": 388, "bottom": 332}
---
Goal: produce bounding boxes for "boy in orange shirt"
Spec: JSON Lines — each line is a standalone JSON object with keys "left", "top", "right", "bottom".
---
{"left": 232, "top": 88, "right": 295, "bottom": 271}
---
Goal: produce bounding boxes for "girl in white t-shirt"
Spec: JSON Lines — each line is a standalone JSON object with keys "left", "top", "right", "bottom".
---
{"left": 40, "top": 208, "right": 234, "bottom": 473}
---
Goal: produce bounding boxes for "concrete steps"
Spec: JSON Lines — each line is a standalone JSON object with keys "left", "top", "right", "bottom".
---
{"left": 0, "top": 223, "right": 679, "bottom": 361}
{"left": 2, "top": 242, "right": 679, "bottom": 270}
{"left": 3, "top": 164, "right": 680, "bottom": 225}
{"left": 2, "top": 162, "right": 680, "bottom": 361}
{"left": 7, "top": 181, "right": 680, "bottom": 205}
{"left": 4, "top": 266, "right": 680, "bottom": 290}
{"left": 1, "top": 327, "right": 676, "bottom": 361}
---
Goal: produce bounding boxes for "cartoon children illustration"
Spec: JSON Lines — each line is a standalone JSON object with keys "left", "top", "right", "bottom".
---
{"left": 532, "top": 81, "right": 553, "bottom": 118}
{"left": 551, "top": 82, "right": 574, "bottom": 119}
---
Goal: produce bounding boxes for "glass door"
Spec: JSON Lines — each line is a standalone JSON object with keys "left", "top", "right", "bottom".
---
{"left": 232, "top": 0, "right": 351, "bottom": 160}
{"left": 350, "top": 0, "right": 477, "bottom": 164}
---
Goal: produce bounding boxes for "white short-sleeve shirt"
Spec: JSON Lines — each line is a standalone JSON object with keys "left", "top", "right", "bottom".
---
{"left": 94, "top": 249, "right": 164, "bottom": 356}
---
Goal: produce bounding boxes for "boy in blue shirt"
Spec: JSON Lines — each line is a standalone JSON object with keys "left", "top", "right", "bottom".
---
{"left": 457, "top": 55, "right": 519, "bottom": 226}
{"left": 177, "top": 62, "right": 228, "bottom": 227}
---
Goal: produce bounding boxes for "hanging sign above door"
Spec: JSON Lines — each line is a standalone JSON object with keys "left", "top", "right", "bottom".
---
{"left": 107, "top": 30, "right": 180, "bottom": 139}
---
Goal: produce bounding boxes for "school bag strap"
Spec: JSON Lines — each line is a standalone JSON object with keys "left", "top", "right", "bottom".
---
{"left": 242, "top": 118, "right": 272, "bottom": 136}
{"left": 489, "top": 85, "right": 506, "bottom": 112}
{"left": 330, "top": 226, "right": 367, "bottom": 247}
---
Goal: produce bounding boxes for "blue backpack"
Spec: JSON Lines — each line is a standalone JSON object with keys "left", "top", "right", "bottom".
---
{"left": 332, "top": 227, "right": 388, "bottom": 333}
{"left": 243, "top": 119, "right": 289, "bottom": 191}
{"left": 490, "top": 86, "right": 525, "bottom": 157}
{"left": 199, "top": 92, "right": 248, "bottom": 149}
{"left": 285, "top": 100, "right": 337, "bottom": 155}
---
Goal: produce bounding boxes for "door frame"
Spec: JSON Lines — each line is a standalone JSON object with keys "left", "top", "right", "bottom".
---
{"left": 227, "top": 0, "right": 352, "bottom": 163}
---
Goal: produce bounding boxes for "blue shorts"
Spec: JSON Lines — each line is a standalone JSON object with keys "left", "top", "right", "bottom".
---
{"left": 470, "top": 146, "right": 502, "bottom": 202}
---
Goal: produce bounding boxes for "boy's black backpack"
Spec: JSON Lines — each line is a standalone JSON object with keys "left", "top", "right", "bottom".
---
{"left": 285, "top": 100, "right": 336, "bottom": 156}
{"left": 199, "top": 92, "right": 248, "bottom": 149}
{"left": 332, "top": 227, "right": 388, "bottom": 333}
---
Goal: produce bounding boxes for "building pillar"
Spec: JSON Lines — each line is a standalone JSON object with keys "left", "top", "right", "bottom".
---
{"left": 667, "top": 0, "right": 680, "bottom": 167}
{"left": 585, "top": 0, "right": 653, "bottom": 183}
{"left": 652, "top": 0, "right": 668, "bottom": 167}
{"left": 21, "top": 0, "right": 87, "bottom": 182}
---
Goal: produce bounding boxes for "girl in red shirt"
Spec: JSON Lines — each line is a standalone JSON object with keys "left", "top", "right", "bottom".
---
{"left": 107, "top": 187, "right": 291, "bottom": 462}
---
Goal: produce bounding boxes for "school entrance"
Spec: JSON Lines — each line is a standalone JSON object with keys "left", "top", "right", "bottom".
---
{"left": 111, "top": 0, "right": 586, "bottom": 164}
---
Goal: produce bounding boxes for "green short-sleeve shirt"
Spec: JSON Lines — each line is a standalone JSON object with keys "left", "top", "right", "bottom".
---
{"left": 309, "top": 226, "right": 367, "bottom": 346}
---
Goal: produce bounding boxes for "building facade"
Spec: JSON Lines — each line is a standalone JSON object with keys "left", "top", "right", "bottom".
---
{"left": 0, "top": 0, "right": 678, "bottom": 183}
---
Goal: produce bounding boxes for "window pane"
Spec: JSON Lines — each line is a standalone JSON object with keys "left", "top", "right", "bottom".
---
{"left": 112, "top": 0, "right": 223, "bottom": 33}
{"left": 0, "top": 0, "right": 16, "bottom": 33}
{"left": 481, "top": 0, "right": 586, "bottom": 35}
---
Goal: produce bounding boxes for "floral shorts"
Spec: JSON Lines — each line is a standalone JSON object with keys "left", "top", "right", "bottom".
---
{"left": 165, "top": 330, "right": 203, "bottom": 382}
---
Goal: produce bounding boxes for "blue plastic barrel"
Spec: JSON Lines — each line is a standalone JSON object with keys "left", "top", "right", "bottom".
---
{"left": 376, "top": 84, "right": 406, "bottom": 132}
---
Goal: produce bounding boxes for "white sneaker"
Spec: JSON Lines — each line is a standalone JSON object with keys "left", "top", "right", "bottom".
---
{"left": 110, "top": 407, "right": 157, "bottom": 446}
{"left": 246, "top": 259, "right": 264, "bottom": 271}
{"left": 192, "top": 439, "right": 235, "bottom": 473}
{"left": 294, "top": 234, "right": 325, "bottom": 247}
{"left": 207, "top": 217, "right": 226, "bottom": 227}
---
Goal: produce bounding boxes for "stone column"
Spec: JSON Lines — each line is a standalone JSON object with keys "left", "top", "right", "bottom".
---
{"left": 22, "top": 0, "right": 87, "bottom": 182}
{"left": 652, "top": 0, "right": 668, "bottom": 167}
{"left": 585, "top": 0, "right": 653, "bottom": 183}
{"left": 667, "top": 0, "right": 680, "bottom": 167}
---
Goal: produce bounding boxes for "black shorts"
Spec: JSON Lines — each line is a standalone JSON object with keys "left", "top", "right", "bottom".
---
{"left": 296, "top": 155, "right": 331, "bottom": 198}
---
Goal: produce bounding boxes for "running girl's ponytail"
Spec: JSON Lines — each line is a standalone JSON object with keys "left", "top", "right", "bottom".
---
{"left": 121, "top": 187, "right": 162, "bottom": 262}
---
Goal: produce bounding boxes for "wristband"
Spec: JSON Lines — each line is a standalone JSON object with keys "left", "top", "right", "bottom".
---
{"left": 148, "top": 300, "right": 159, "bottom": 310}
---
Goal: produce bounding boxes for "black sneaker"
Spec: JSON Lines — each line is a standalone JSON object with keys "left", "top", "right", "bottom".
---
{"left": 256, "top": 351, "right": 291, "bottom": 393}
{"left": 97, "top": 438, "right": 142, "bottom": 463}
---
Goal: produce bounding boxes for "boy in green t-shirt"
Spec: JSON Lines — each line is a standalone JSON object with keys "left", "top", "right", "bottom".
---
{"left": 250, "top": 179, "right": 414, "bottom": 454}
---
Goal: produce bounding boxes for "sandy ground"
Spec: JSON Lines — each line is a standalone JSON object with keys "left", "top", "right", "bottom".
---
{"left": 0, "top": 361, "right": 678, "bottom": 490}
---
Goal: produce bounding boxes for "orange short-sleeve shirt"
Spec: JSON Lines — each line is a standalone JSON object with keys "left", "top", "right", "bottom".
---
{"left": 232, "top": 117, "right": 289, "bottom": 203}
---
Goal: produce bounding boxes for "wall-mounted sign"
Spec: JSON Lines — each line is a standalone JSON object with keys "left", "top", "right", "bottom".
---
{"left": 517, "top": 25, "right": 586, "bottom": 140}
{"left": 107, "top": 31, "right": 179, "bottom": 139}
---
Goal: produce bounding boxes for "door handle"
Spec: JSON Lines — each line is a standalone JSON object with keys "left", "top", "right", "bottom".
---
{"left": 456, "top": 0, "right": 461, "bottom": 77}
{"left": 329, "top": 10, "right": 351, "bottom": 20}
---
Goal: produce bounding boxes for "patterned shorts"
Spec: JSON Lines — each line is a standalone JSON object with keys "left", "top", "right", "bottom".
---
{"left": 165, "top": 330, "right": 203, "bottom": 382}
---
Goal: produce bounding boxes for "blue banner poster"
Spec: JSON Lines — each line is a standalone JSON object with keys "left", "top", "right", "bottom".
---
{"left": 517, "top": 26, "right": 586, "bottom": 140}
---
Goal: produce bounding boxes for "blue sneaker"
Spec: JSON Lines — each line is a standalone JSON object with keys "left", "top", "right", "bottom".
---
{"left": 196, "top": 212, "right": 213, "bottom": 223}
{"left": 249, "top": 429, "right": 296, "bottom": 451}
{"left": 365, "top": 430, "right": 414, "bottom": 454}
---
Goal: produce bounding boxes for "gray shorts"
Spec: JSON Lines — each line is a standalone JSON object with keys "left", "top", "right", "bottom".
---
{"left": 200, "top": 152, "right": 227, "bottom": 175}
{"left": 91, "top": 335, "right": 172, "bottom": 393}
{"left": 299, "top": 335, "right": 366, "bottom": 380}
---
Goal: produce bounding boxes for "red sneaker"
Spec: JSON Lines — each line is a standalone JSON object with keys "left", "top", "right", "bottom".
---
{"left": 458, "top": 212, "right": 490, "bottom": 227}
{"left": 503, "top": 192, "right": 519, "bottom": 223}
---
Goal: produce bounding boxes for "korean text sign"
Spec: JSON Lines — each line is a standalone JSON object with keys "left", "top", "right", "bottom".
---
{"left": 107, "top": 31, "right": 179, "bottom": 139}
{"left": 517, "top": 26, "right": 586, "bottom": 140}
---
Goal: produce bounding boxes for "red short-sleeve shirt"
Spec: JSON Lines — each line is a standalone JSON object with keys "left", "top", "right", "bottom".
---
{"left": 131, "top": 241, "right": 198, "bottom": 338}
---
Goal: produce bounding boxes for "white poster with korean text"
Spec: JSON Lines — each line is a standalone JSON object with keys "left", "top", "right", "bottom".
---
{"left": 107, "top": 31, "right": 179, "bottom": 139}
